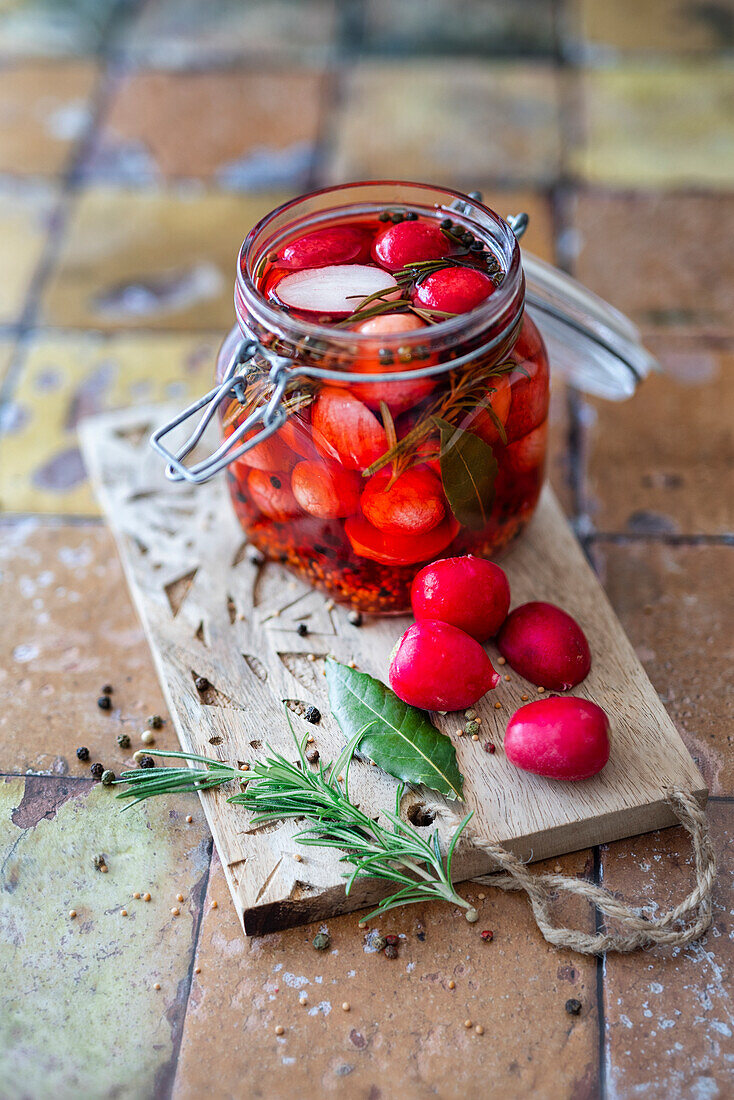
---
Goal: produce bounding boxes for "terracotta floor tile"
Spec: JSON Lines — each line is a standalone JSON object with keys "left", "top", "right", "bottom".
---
{"left": 362, "top": 0, "right": 556, "bottom": 56}
{"left": 568, "top": 0, "right": 734, "bottom": 55}
{"left": 0, "top": 331, "right": 222, "bottom": 514}
{"left": 121, "top": 0, "right": 337, "bottom": 66}
{"left": 0, "top": 59, "right": 98, "bottom": 176}
{"left": 0, "top": 0, "right": 124, "bottom": 57}
{"left": 0, "top": 774, "right": 210, "bottom": 1096}
{"left": 570, "top": 65, "right": 734, "bottom": 189}
{"left": 570, "top": 192, "right": 734, "bottom": 339}
{"left": 88, "top": 69, "right": 326, "bottom": 189}
{"left": 328, "top": 62, "right": 562, "bottom": 187}
{"left": 600, "top": 803, "right": 734, "bottom": 1099}
{"left": 591, "top": 541, "right": 734, "bottom": 795}
{"left": 39, "top": 188, "right": 291, "bottom": 331}
{"left": 172, "top": 848, "right": 598, "bottom": 1100}
{"left": 579, "top": 339, "right": 734, "bottom": 536}
{"left": 0, "top": 523, "right": 177, "bottom": 774}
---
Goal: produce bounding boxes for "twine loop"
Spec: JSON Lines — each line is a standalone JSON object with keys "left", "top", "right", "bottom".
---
{"left": 446, "top": 789, "right": 716, "bottom": 955}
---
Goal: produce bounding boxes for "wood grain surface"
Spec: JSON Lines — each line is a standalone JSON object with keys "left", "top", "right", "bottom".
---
{"left": 80, "top": 405, "right": 706, "bottom": 935}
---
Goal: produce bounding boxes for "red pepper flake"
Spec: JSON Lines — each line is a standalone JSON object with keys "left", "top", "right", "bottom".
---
{"left": 483, "top": 742, "right": 496, "bottom": 754}
{"left": 480, "top": 929, "right": 494, "bottom": 942}
{"left": 384, "top": 934, "right": 399, "bottom": 946}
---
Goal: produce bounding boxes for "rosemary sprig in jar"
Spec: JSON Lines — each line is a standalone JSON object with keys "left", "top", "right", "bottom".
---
{"left": 114, "top": 724, "right": 477, "bottom": 923}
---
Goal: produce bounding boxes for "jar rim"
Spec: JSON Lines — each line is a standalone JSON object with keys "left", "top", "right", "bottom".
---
{"left": 235, "top": 180, "right": 524, "bottom": 351}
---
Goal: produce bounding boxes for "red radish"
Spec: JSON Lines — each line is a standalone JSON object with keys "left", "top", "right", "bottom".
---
{"left": 247, "top": 468, "right": 301, "bottom": 521}
{"left": 355, "top": 312, "right": 425, "bottom": 337}
{"left": 503, "top": 323, "right": 550, "bottom": 442}
{"left": 504, "top": 697, "right": 610, "bottom": 781}
{"left": 372, "top": 220, "right": 447, "bottom": 272}
{"left": 228, "top": 426, "right": 298, "bottom": 474}
{"left": 361, "top": 466, "right": 446, "bottom": 536}
{"left": 278, "top": 413, "right": 316, "bottom": 459}
{"left": 413, "top": 267, "right": 494, "bottom": 314}
{"left": 312, "top": 388, "right": 387, "bottom": 471}
{"left": 291, "top": 460, "right": 360, "bottom": 519}
{"left": 411, "top": 555, "right": 510, "bottom": 642}
{"left": 503, "top": 420, "right": 548, "bottom": 475}
{"left": 352, "top": 313, "right": 436, "bottom": 414}
{"left": 276, "top": 265, "right": 400, "bottom": 317}
{"left": 280, "top": 226, "right": 371, "bottom": 270}
{"left": 389, "top": 620, "right": 500, "bottom": 711}
{"left": 345, "top": 514, "right": 459, "bottom": 566}
{"left": 497, "top": 601, "right": 591, "bottom": 691}
{"left": 464, "top": 375, "right": 512, "bottom": 447}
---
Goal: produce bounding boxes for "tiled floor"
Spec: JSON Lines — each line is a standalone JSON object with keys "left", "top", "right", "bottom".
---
{"left": 1, "top": 1, "right": 732, "bottom": 1097}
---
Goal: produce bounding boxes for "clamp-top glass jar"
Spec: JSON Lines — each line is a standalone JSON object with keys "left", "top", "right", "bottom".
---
{"left": 152, "top": 182, "right": 655, "bottom": 614}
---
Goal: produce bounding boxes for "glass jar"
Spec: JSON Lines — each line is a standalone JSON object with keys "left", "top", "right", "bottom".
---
{"left": 152, "top": 182, "right": 656, "bottom": 614}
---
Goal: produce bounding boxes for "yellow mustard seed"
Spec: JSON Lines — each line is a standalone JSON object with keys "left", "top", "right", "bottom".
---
{"left": 69, "top": 910, "right": 77, "bottom": 919}
{"left": 504, "top": 674, "right": 511, "bottom": 682}
{"left": 171, "top": 907, "right": 180, "bottom": 916}
{"left": 521, "top": 694, "right": 529, "bottom": 702}
{"left": 133, "top": 892, "right": 141, "bottom": 899}
{"left": 140, "top": 730, "right": 155, "bottom": 745}
{"left": 211, "top": 901, "right": 218, "bottom": 910}
{"left": 342, "top": 1002, "right": 351, "bottom": 1012}
{"left": 537, "top": 686, "right": 545, "bottom": 693}
{"left": 121, "top": 909, "right": 128, "bottom": 917}
{"left": 497, "top": 656, "right": 506, "bottom": 665}
{"left": 494, "top": 702, "right": 502, "bottom": 710}
{"left": 448, "top": 980, "right": 456, "bottom": 990}
{"left": 464, "top": 1019, "right": 473, "bottom": 1029}
{"left": 293, "top": 853, "right": 303, "bottom": 862}
{"left": 143, "top": 893, "right": 151, "bottom": 902}
{"left": 153, "top": 982, "right": 161, "bottom": 991}
{"left": 185, "top": 815, "right": 193, "bottom": 824}
{"left": 275, "top": 1025, "right": 285, "bottom": 1036}
{"left": 472, "top": 734, "right": 479, "bottom": 742}
{"left": 176, "top": 893, "right": 184, "bottom": 902}
{"left": 475, "top": 1024, "right": 484, "bottom": 1036}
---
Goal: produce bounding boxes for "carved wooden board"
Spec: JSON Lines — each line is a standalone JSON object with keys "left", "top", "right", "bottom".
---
{"left": 80, "top": 406, "right": 706, "bottom": 935}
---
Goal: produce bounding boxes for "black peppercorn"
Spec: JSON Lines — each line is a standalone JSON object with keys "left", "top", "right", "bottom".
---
{"left": 147, "top": 715, "right": 164, "bottom": 730}
{"left": 304, "top": 706, "right": 321, "bottom": 725}
{"left": 390, "top": 211, "right": 404, "bottom": 223}
{"left": 97, "top": 696, "right": 112, "bottom": 711}
{"left": 138, "top": 755, "right": 155, "bottom": 769}
{"left": 347, "top": 610, "right": 363, "bottom": 627}
{"left": 76, "top": 746, "right": 90, "bottom": 761}
{"left": 101, "top": 769, "right": 115, "bottom": 786}
{"left": 405, "top": 211, "right": 418, "bottom": 220}
{"left": 565, "top": 999, "right": 582, "bottom": 1016}
{"left": 90, "top": 762, "right": 104, "bottom": 779}
{"left": 306, "top": 748, "right": 320, "bottom": 765}
{"left": 470, "top": 240, "right": 484, "bottom": 252}
{"left": 101, "top": 684, "right": 113, "bottom": 695}
{"left": 384, "top": 944, "right": 398, "bottom": 959}
{"left": 440, "top": 218, "right": 453, "bottom": 229}
{"left": 117, "top": 733, "right": 131, "bottom": 749}
{"left": 313, "top": 932, "right": 331, "bottom": 950}
{"left": 195, "top": 676, "right": 210, "bottom": 692}
{"left": 296, "top": 623, "right": 309, "bottom": 637}
{"left": 385, "top": 934, "right": 399, "bottom": 946}
{"left": 378, "top": 211, "right": 390, "bottom": 222}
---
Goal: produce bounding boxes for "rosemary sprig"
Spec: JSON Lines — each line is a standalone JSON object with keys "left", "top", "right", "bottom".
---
{"left": 114, "top": 724, "right": 476, "bottom": 923}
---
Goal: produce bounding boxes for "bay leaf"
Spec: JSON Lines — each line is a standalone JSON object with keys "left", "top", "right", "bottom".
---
{"left": 325, "top": 658, "right": 464, "bottom": 800}
{"left": 434, "top": 416, "right": 497, "bottom": 531}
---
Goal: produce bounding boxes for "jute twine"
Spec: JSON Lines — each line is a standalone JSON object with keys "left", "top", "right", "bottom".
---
{"left": 446, "top": 790, "right": 716, "bottom": 956}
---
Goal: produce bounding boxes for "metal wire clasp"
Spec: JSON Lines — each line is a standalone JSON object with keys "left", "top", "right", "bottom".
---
{"left": 150, "top": 336, "right": 294, "bottom": 484}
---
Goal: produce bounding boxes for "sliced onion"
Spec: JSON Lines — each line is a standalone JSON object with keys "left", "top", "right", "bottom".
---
{"left": 276, "top": 265, "right": 400, "bottom": 317}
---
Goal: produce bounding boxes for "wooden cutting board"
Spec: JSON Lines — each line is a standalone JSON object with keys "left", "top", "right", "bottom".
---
{"left": 80, "top": 406, "right": 706, "bottom": 935}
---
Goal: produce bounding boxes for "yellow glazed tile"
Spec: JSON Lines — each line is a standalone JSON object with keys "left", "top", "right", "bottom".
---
{"left": 0, "top": 178, "right": 57, "bottom": 324}
{"left": 40, "top": 187, "right": 291, "bottom": 331}
{"left": 0, "top": 776, "right": 210, "bottom": 1097}
{"left": 570, "top": 0, "right": 734, "bottom": 55}
{"left": 329, "top": 61, "right": 562, "bottom": 186}
{"left": 571, "top": 64, "right": 734, "bottom": 189}
{"left": 0, "top": 59, "right": 99, "bottom": 175}
{"left": 0, "top": 331, "right": 222, "bottom": 514}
